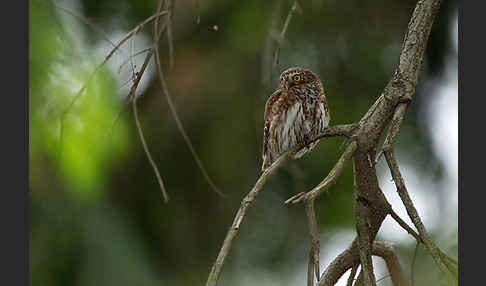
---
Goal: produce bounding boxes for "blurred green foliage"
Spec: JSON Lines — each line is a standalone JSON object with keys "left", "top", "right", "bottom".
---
{"left": 29, "top": 0, "right": 131, "bottom": 201}
{"left": 30, "top": 0, "right": 457, "bottom": 285}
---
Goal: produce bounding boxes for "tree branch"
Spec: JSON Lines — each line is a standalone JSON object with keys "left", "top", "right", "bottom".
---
{"left": 285, "top": 140, "right": 358, "bottom": 204}
{"left": 318, "top": 241, "right": 405, "bottom": 286}
{"left": 205, "top": 150, "right": 294, "bottom": 286}
{"left": 346, "top": 264, "right": 358, "bottom": 286}
{"left": 153, "top": 0, "right": 225, "bottom": 197}
{"left": 272, "top": 0, "right": 300, "bottom": 70}
{"left": 132, "top": 98, "right": 169, "bottom": 203}
{"left": 305, "top": 200, "right": 321, "bottom": 286}
{"left": 389, "top": 208, "right": 421, "bottom": 242}
{"left": 355, "top": 200, "right": 376, "bottom": 286}
{"left": 205, "top": 123, "right": 354, "bottom": 286}
{"left": 383, "top": 149, "right": 456, "bottom": 285}
{"left": 372, "top": 242, "right": 407, "bottom": 286}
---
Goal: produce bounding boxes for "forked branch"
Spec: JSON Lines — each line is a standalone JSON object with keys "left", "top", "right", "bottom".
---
{"left": 205, "top": 124, "right": 352, "bottom": 286}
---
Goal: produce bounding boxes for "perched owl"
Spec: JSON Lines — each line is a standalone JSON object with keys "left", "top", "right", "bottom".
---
{"left": 261, "top": 67, "right": 330, "bottom": 172}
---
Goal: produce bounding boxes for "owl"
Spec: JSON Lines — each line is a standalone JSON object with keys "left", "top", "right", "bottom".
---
{"left": 261, "top": 67, "right": 330, "bottom": 172}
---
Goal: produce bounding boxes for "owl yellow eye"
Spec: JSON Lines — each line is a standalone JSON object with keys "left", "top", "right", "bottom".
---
{"left": 293, "top": 75, "right": 301, "bottom": 82}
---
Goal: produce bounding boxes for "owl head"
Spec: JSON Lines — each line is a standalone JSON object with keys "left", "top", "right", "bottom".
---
{"left": 279, "top": 66, "right": 320, "bottom": 91}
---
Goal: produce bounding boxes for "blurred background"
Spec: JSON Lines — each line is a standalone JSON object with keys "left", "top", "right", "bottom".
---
{"left": 29, "top": 0, "right": 457, "bottom": 285}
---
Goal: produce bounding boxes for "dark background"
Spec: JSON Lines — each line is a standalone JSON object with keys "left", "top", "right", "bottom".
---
{"left": 29, "top": 0, "right": 458, "bottom": 285}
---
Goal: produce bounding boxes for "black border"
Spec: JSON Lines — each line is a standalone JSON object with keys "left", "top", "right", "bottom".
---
{"left": 2, "top": 0, "right": 28, "bottom": 285}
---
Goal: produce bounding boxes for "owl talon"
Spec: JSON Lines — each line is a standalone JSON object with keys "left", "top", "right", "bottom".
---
{"left": 303, "top": 133, "right": 315, "bottom": 148}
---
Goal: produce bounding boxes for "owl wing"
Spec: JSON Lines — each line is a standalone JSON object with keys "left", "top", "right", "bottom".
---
{"left": 261, "top": 89, "right": 282, "bottom": 172}
{"left": 310, "top": 89, "right": 330, "bottom": 136}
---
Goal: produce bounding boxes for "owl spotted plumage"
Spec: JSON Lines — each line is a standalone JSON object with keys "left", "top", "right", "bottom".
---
{"left": 261, "top": 67, "right": 330, "bottom": 172}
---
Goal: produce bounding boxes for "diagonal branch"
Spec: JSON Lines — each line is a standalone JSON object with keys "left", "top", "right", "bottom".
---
{"left": 205, "top": 149, "right": 294, "bottom": 286}
{"left": 389, "top": 208, "right": 421, "bottom": 242}
{"left": 272, "top": 0, "right": 300, "bottom": 71}
{"left": 153, "top": 0, "right": 225, "bottom": 197}
{"left": 285, "top": 140, "right": 358, "bottom": 204}
{"left": 383, "top": 148, "right": 456, "bottom": 285}
{"left": 132, "top": 98, "right": 169, "bottom": 203}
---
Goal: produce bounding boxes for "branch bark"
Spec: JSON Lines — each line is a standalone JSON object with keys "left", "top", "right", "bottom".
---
{"left": 318, "top": 241, "right": 405, "bottom": 286}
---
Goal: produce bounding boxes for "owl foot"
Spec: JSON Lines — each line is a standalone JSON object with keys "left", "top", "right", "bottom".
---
{"left": 303, "top": 133, "right": 315, "bottom": 148}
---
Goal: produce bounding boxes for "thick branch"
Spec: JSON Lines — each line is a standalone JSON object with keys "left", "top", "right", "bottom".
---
{"left": 318, "top": 241, "right": 405, "bottom": 286}
{"left": 398, "top": 0, "right": 442, "bottom": 85}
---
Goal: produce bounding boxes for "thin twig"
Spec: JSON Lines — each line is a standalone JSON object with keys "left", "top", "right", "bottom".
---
{"left": 375, "top": 103, "right": 408, "bottom": 163}
{"left": 411, "top": 240, "right": 420, "bottom": 286}
{"left": 305, "top": 200, "right": 320, "bottom": 286}
{"left": 97, "top": 50, "right": 154, "bottom": 148}
{"left": 153, "top": 1, "right": 224, "bottom": 197}
{"left": 165, "top": 0, "right": 175, "bottom": 71}
{"left": 118, "top": 48, "right": 153, "bottom": 74}
{"left": 262, "top": 0, "right": 283, "bottom": 89}
{"left": 205, "top": 150, "right": 294, "bottom": 286}
{"left": 58, "top": 10, "right": 169, "bottom": 157}
{"left": 285, "top": 140, "right": 358, "bottom": 204}
{"left": 382, "top": 102, "right": 455, "bottom": 284}
{"left": 272, "top": 0, "right": 300, "bottom": 71}
{"left": 347, "top": 265, "right": 358, "bottom": 286}
{"left": 376, "top": 275, "right": 391, "bottom": 284}
{"left": 389, "top": 208, "right": 421, "bottom": 242}
{"left": 384, "top": 148, "right": 456, "bottom": 285}
{"left": 132, "top": 98, "right": 169, "bottom": 203}
{"left": 48, "top": 0, "right": 119, "bottom": 51}
{"left": 129, "top": 34, "right": 136, "bottom": 81}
